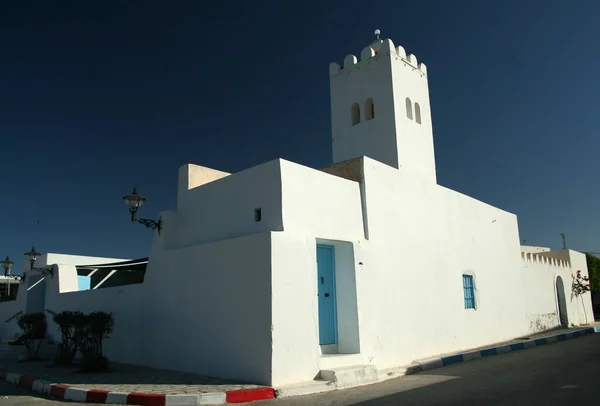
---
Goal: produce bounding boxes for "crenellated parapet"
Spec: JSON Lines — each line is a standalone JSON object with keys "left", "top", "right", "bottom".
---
{"left": 329, "top": 36, "right": 428, "bottom": 78}
{"left": 521, "top": 251, "right": 571, "bottom": 268}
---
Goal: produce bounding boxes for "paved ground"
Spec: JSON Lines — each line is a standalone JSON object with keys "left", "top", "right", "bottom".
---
{"left": 259, "top": 333, "right": 600, "bottom": 406}
{"left": 0, "top": 357, "right": 263, "bottom": 395}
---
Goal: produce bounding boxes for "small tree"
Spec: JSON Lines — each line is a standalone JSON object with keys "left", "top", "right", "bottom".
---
{"left": 17, "top": 312, "right": 47, "bottom": 361}
{"left": 53, "top": 311, "right": 83, "bottom": 365}
{"left": 78, "top": 311, "right": 114, "bottom": 372}
{"left": 72, "top": 312, "right": 90, "bottom": 354}
{"left": 572, "top": 270, "right": 591, "bottom": 324}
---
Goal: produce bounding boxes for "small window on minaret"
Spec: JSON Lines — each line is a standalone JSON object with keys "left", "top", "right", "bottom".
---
{"left": 405, "top": 98, "right": 413, "bottom": 120}
{"left": 351, "top": 103, "right": 360, "bottom": 125}
{"left": 415, "top": 103, "right": 422, "bottom": 124}
{"left": 365, "top": 98, "right": 374, "bottom": 120}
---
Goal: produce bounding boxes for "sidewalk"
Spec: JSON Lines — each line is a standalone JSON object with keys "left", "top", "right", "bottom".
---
{"left": 0, "top": 357, "right": 274, "bottom": 405}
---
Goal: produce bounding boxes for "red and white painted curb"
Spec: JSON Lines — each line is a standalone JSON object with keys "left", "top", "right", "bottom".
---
{"left": 0, "top": 368, "right": 275, "bottom": 405}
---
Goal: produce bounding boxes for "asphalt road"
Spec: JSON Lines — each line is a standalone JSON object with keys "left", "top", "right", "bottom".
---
{"left": 260, "top": 333, "right": 600, "bottom": 406}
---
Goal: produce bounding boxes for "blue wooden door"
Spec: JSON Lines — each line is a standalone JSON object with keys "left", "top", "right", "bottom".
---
{"left": 317, "top": 245, "right": 337, "bottom": 345}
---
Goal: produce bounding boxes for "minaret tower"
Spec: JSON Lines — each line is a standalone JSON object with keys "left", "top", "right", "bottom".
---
{"left": 329, "top": 30, "right": 437, "bottom": 183}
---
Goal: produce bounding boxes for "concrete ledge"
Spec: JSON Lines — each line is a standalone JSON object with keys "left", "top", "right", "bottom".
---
{"left": 104, "top": 391, "right": 129, "bottom": 404}
{"left": 225, "top": 388, "right": 275, "bottom": 403}
{"left": 320, "top": 365, "right": 378, "bottom": 389}
{"left": 165, "top": 393, "right": 226, "bottom": 406}
{"left": 5, "top": 372, "right": 20, "bottom": 385}
{"left": 418, "top": 358, "right": 443, "bottom": 370}
{"left": 276, "top": 380, "right": 335, "bottom": 398}
{"left": 64, "top": 387, "right": 88, "bottom": 402}
{"left": 377, "top": 365, "right": 409, "bottom": 382}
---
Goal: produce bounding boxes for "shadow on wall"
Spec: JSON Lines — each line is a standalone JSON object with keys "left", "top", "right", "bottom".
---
{"left": 556, "top": 275, "right": 568, "bottom": 327}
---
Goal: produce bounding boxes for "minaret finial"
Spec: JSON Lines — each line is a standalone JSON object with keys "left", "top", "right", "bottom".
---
{"left": 374, "top": 29, "right": 381, "bottom": 40}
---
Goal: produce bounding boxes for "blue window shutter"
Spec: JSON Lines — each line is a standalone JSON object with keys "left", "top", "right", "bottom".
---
{"left": 462, "top": 275, "right": 475, "bottom": 309}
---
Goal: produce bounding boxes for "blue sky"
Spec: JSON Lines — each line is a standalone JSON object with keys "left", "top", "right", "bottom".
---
{"left": 0, "top": 0, "right": 599, "bottom": 268}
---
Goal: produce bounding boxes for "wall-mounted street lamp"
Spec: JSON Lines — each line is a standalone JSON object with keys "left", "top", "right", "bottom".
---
{"left": 24, "top": 246, "right": 54, "bottom": 277}
{"left": 0, "top": 256, "right": 21, "bottom": 297}
{"left": 0, "top": 256, "right": 20, "bottom": 280}
{"left": 0, "top": 256, "right": 13, "bottom": 275}
{"left": 123, "top": 187, "right": 162, "bottom": 235}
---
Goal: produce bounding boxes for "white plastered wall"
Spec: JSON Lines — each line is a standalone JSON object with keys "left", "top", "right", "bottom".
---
{"left": 269, "top": 160, "right": 366, "bottom": 386}
{"left": 169, "top": 159, "right": 284, "bottom": 249}
{"left": 133, "top": 161, "right": 285, "bottom": 384}
{"left": 353, "top": 157, "right": 527, "bottom": 369}
{"left": 520, "top": 249, "right": 593, "bottom": 329}
{"left": 140, "top": 230, "right": 274, "bottom": 384}
{"left": 269, "top": 157, "right": 594, "bottom": 385}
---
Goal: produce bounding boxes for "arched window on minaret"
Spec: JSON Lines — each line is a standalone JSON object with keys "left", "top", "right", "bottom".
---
{"left": 405, "top": 97, "right": 413, "bottom": 120}
{"left": 351, "top": 103, "right": 361, "bottom": 125}
{"left": 365, "top": 98, "right": 375, "bottom": 120}
{"left": 414, "top": 102, "right": 422, "bottom": 124}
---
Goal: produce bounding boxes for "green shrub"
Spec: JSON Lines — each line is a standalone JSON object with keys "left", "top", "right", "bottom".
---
{"left": 20, "top": 310, "right": 115, "bottom": 370}
{"left": 17, "top": 312, "right": 46, "bottom": 339}
{"left": 76, "top": 311, "right": 114, "bottom": 372}
{"left": 17, "top": 312, "right": 47, "bottom": 360}
{"left": 53, "top": 311, "right": 83, "bottom": 365}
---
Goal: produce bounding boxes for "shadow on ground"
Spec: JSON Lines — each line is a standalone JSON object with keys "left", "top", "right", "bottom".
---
{"left": 263, "top": 334, "right": 600, "bottom": 406}
{"left": 352, "top": 334, "right": 600, "bottom": 406}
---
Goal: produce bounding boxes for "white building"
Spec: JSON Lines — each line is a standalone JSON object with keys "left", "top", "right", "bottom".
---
{"left": 0, "top": 277, "right": 20, "bottom": 302}
{"left": 0, "top": 32, "right": 592, "bottom": 389}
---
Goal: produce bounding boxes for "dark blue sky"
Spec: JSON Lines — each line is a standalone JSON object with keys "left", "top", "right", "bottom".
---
{"left": 1, "top": 0, "right": 599, "bottom": 267}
